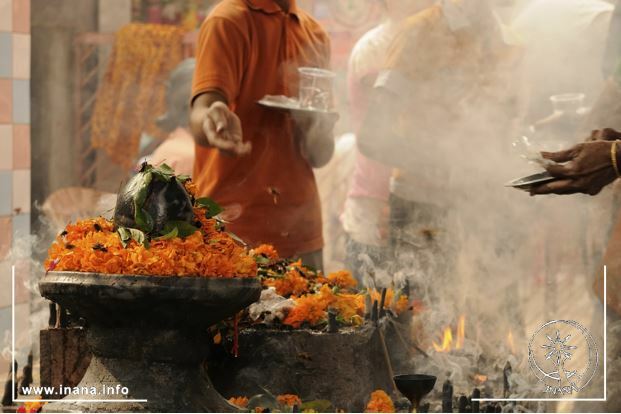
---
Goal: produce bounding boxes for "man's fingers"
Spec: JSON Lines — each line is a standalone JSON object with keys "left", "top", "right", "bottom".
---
{"left": 601, "top": 128, "right": 621, "bottom": 141}
{"left": 544, "top": 162, "right": 574, "bottom": 177}
{"left": 529, "top": 179, "right": 576, "bottom": 195}
{"left": 223, "top": 131, "right": 251, "bottom": 155}
{"left": 237, "top": 141, "right": 252, "bottom": 155}
{"left": 587, "top": 130, "right": 601, "bottom": 142}
{"left": 540, "top": 146, "right": 579, "bottom": 163}
{"left": 204, "top": 119, "right": 236, "bottom": 151}
{"left": 204, "top": 117, "right": 218, "bottom": 140}
{"left": 211, "top": 111, "right": 228, "bottom": 133}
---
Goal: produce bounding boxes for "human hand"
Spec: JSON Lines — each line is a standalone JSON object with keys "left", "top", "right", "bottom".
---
{"left": 202, "top": 102, "right": 251, "bottom": 155}
{"left": 291, "top": 110, "right": 339, "bottom": 135}
{"left": 586, "top": 128, "right": 621, "bottom": 142}
{"left": 291, "top": 111, "right": 339, "bottom": 168}
{"left": 529, "top": 141, "right": 618, "bottom": 196}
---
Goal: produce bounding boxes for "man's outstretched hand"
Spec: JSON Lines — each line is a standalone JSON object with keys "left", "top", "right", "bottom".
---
{"left": 530, "top": 140, "right": 617, "bottom": 196}
{"left": 201, "top": 101, "right": 251, "bottom": 155}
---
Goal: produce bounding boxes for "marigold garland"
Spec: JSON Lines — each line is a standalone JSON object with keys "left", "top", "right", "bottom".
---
{"left": 44, "top": 210, "right": 257, "bottom": 278}
{"left": 365, "top": 390, "right": 395, "bottom": 413}
{"left": 90, "top": 23, "right": 185, "bottom": 168}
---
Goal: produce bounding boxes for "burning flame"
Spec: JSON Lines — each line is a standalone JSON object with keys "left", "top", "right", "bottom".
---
{"left": 473, "top": 374, "right": 488, "bottom": 385}
{"left": 432, "top": 315, "right": 465, "bottom": 353}
{"left": 506, "top": 330, "right": 516, "bottom": 355}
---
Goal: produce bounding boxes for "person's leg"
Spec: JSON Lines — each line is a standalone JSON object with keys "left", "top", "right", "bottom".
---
{"left": 298, "top": 249, "right": 324, "bottom": 272}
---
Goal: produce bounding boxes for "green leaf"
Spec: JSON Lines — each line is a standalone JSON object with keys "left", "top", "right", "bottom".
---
{"left": 227, "top": 231, "right": 247, "bottom": 247}
{"left": 134, "top": 208, "right": 154, "bottom": 233}
{"left": 156, "top": 226, "right": 178, "bottom": 240}
{"left": 176, "top": 174, "right": 191, "bottom": 183}
{"left": 215, "top": 219, "right": 225, "bottom": 232}
{"left": 162, "top": 220, "right": 199, "bottom": 238}
{"left": 129, "top": 228, "right": 149, "bottom": 248}
{"left": 300, "top": 400, "right": 333, "bottom": 413}
{"left": 255, "top": 255, "right": 270, "bottom": 265}
{"left": 158, "top": 163, "right": 175, "bottom": 175}
{"left": 131, "top": 171, "right": 154, "bottom": 232}
{"left": 117, "top": 227, "right": 131, "bottom": 247}
{"left": 195, "top": 197, "right": 223, "bottom": 218}
{"left": 134, "top": 171, "right": 153, "bottom": 208}
{"left": 150, "top": 163, "right": 176, "bottom": 182}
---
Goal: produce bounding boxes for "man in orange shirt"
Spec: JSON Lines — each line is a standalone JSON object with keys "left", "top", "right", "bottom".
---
{"left": 189, "top": 0, "right": 336, "bottom": 269}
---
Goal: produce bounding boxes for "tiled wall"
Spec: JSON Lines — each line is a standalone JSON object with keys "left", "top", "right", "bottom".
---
{"left": 0, "top": 0, "right": 31, "bottom": 378}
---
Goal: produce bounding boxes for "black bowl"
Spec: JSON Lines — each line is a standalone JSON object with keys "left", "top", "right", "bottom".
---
{"left": 394, "top": 374, "right": 437, "bottom": 405}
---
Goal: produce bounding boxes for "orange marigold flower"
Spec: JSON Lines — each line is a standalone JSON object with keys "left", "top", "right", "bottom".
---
{"left": 184, "top": 180, "right": 199, "bottom": 197}
{"left": 44, "top": 217, "right": 257, "bottom": 278}
{"left": 365, "top": 390, "right": 395, "bottom": 413}
{"left": 283, "top": 285, "right": 365, "bottom": 328}
{"left": 394, "top": 294, "right": 410, "bottom": 314}
{"left": 252, "top": 244, "right": 280, "bottom": 260}
{"left": 368, "top": 289, "right": 413, "bottom": 316}
{"left": 228, "top": 396, "right": 249, "bottom": 408}
{"left": 327, "top": 270, "right": 357, "bottom": 290}
{"left": 264, "top": 269, "right": 309, "bottom": 297}
{"left": 277, "top": 394, "right": 302, "bottom": 407}
{"left": 283, "top": 293, "right": 328, "bottom": 328}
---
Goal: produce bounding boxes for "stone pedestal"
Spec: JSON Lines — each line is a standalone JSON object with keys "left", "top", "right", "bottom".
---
{"left": 39, "top": 272, "right": 261, "bottom": 413}
{"left": 39, "top": 327, "right": 91, "bottom": 397}
{"left": 210, "top": 325, "right": 396, "bottom": 412}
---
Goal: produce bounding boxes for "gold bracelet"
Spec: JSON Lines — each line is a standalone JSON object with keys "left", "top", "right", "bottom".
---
{"left": 612, "top": 140, "right": 621, "bottom": 178}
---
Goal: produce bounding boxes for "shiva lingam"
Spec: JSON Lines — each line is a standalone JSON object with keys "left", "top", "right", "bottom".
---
{"left": 394, "top": 374, "right": 437, "bottom": 413}
{"left": 39, "top": 271, "right": 261, "bottom": 412}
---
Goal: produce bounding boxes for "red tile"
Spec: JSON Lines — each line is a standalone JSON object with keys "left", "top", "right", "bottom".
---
{"left": 0, "top": 80, "right": 12, "bottom": 123}
{"left": 0, "top": 216, "right": 11, "bottom": 260}
{"left": 12, "top": 124, "right": 29, "bottom": 168}
{"left": 12, "top": 0, "right": 29, "bottom": 34}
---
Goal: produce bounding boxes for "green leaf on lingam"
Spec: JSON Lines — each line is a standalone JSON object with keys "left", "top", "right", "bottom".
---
{"left": 195, "top": 197, "right": 223, "bottom": 218}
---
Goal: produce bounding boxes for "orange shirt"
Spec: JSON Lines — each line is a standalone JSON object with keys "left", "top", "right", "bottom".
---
{"left": 191, "top": 0, "right": 331, "bottom": 257}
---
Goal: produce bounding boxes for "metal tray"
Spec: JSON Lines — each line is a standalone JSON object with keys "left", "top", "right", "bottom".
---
{"left": 257, "top": 95, "right": 338, "bottom": 116}
{"left": 505, "top": 171, "right": 557, "bottom": 190}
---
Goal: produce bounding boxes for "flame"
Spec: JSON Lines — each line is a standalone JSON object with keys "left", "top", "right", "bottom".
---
{"left": 506, "top": 330, "right": 516, "bottom": 355}
{"left": 432, "top": 315, "right": 466, "bottom": 353}
{"left": 455, "top": 315, "right": 465, "bottom": 349}
{"left": 432, "top": 327, "right": 454, "bottom": 352}
{"left": 473, "top": 374, "right": 488, "bottom": 385}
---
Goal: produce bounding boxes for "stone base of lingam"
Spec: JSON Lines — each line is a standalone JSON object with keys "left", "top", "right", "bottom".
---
{"left": 38, "top": 272, "right": 262, "bottom": 413}
{"left": 209, "top": 323, "right": 399, "bottom": 412}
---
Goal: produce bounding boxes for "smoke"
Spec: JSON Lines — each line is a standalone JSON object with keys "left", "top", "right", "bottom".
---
{"left": 332, "top": 0, "right": 616, "bottom": 405}
{"left": 1, "top": 195, "right": 116, "bottom": 383}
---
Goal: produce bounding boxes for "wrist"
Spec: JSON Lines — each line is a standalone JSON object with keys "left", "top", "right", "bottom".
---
{"left": 612, "top": 141, "right": 621, "bottom": 177}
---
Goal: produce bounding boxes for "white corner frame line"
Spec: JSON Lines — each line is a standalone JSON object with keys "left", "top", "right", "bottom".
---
{"left": 11, "top": 265, "right": 148, "bottom": 404}
{"left": 473, "top": 265, "right": 608, "bottom": 403}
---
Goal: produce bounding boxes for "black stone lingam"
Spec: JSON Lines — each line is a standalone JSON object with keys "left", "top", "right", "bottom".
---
{"left": 394, "top": 374, "right": 437, "bottom": 412}
{"left": 39, "top": 271, "right": 261, "bottom": 413}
